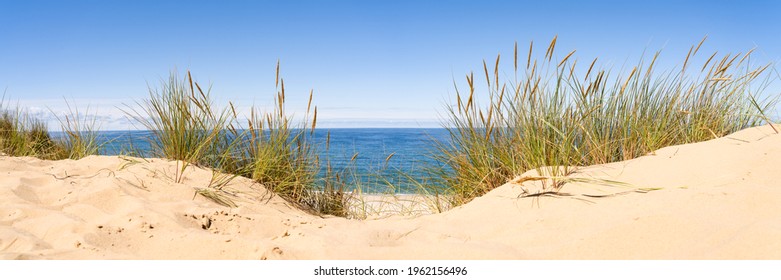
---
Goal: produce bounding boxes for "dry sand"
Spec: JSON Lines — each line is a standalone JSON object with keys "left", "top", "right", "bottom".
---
{"left": 1, "top": 124, "right": 780, "bottom": 260}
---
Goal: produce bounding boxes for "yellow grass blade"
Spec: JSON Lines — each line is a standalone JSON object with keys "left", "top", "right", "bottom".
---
{"left": 558, "top": 50, "right": 576, "bottom": 67}
{"left": 545, "top": 35, "right": 558, "bottom": 61}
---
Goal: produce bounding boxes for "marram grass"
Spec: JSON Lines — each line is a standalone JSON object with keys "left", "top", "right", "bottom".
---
{"left": 0, "top": 94, "right": 101, "bottom": 160}
{"left": 428, "top": 37, "right": 778, "bottom": 206}
{"left": 124, "top": 71, "right": 232, "bottom": 183}
{"left": 124, "top": 64, "right": 350, "bottom": 216}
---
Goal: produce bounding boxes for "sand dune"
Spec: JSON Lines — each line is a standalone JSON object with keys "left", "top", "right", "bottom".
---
{"left": 1, "top": 124, "right": 780, "bottom": 259}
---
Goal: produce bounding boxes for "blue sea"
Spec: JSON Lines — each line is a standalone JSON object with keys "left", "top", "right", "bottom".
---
{"left": 83, "top": 128, "right": 451, "bottom": 193}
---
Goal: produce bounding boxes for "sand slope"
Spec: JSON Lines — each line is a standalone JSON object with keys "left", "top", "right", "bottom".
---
{"left": 1, "top": 125, "right": 780, "bottom": 259}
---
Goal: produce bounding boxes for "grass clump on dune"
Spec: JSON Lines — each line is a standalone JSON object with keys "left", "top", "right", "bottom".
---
{"left": 0, "top": 94, "right": 100, "bottom": 160}
{"left": 127, "top": 65, "right": 349, "bottom": 216}
{"left": 0, "top": 107, "right": 61, "bottom": 159}
{"left": 430, "top": 37, "right": 778, "bottom": 206}
{"left": 233, "top": 65, "right": 349, "bottom": 216}
{"left": 124, "top": 71, "right": 233, "bottom": 182}
{"left": 52, "top": 100, "right": 102, "bottom": 159}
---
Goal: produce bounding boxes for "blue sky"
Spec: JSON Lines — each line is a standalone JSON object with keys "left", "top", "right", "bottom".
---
{"left": 1, "top": 0, "right": 780, "bottom": 130}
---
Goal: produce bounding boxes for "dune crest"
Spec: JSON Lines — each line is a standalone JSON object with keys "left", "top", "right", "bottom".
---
{"left": 1, "top": 124, "right": 780, "bottom": 259}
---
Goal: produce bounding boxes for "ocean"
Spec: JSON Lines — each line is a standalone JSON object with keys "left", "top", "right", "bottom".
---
{"left": 79, "top": 128, "right": 451, "bottom": 193}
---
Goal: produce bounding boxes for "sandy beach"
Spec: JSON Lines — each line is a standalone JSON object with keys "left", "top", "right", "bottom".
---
{"left": 1, "top": 124, "right": 780, "bottom": 260}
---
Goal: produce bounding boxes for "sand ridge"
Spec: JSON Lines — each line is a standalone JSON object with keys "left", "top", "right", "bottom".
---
{"left": 1, "top": 124, "right": 780, "bottom": 259}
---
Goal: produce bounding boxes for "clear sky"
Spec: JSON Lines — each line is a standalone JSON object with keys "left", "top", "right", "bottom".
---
{"left": 1, "top": 0, "right": 780, "bottom": 130}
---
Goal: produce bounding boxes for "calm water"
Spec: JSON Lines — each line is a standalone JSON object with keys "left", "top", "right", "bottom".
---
{"left": 78, "top": 128, "right": 451, "bottom": 193}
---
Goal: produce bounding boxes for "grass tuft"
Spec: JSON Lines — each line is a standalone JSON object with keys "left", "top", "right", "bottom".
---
{"left": 429, "top": 37, "right": 779, "bottom": 206}
{"left": 0, "top": 94, "right": 100, "bottom": 160}
{"left": 52, "top": 99, "right": 103, "bottom": 159}
{"left": 124, "top": 71, "right": 232, "bottom": 182}
{"left": 123, "top": 66, "right": 351, "bottom": 216}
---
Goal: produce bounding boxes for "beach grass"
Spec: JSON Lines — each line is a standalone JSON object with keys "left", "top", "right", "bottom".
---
{"left": 232, "top": 66, "right": 349, "bottom": 216}
{"left": 428, "top": 37, "right": 778, "bottom": 206}
{"left": 52, "top": 99, "right": 103, "bottom": 159}
{"left": 123, "top": 64, "right": 351, "bottom": 216}
{"left": 0, "top": 94, "right": 100, "bottom": 160}
{"left": 123, "top": 71, "right": 232, "bottom": 183}
{"left": 0, "top": 105, "right": 61, "bottom": 158}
